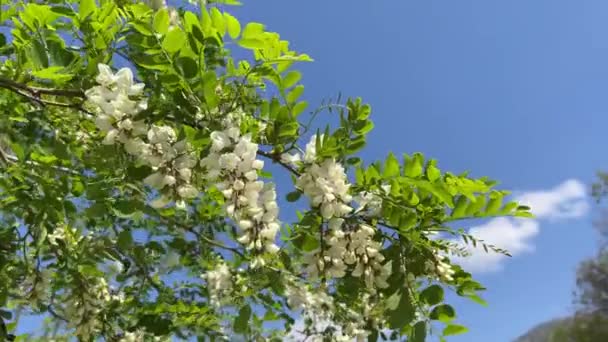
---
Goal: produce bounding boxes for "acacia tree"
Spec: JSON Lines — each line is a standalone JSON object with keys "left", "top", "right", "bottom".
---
{"left": 0, "top": 1, "right": 533, "bottom": 341}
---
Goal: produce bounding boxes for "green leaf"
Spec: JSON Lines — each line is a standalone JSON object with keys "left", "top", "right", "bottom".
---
{"left": 354, "top": 120, "right": 374, "bottom": 135}
{"left": 500, "top": 201, "right": 519, "bottom": 214}
{"left": 383, "top": 152, "right": 400, "bottom": 178}
{"left": 404, "top": 153, "right": 424, "bottom": 178}
{"left": 79, "top": 0, "right": 96, "bottom": 20}
{"left": 286, "top": 85, "right": 304, "bottom": 103}
{"left": 485, "top": 193, "right": 503, "bottom": 215}
{"left": 28, "top": 39, "right": 49, "bottom": 69}
{"left": 286, "top": 191, "right": 301, "bottom": 202}
{"left": 183, "top": 11, "right": 200, "bottom": 32}
{"left": 388, "top": 291, "right": 414, "bottom": 329}
{"left": 282, "top": 71, "right": 301, "bottom": 89}
{"left": 30, "top": 152, "right": 57, "bottom": 164}
{"left": 177, "top": 56, "right": 198, "bottom": 79}
{"left": 426, "top": 164, "right": 441, "bottom": 182}
{"left": 239, "top": 38, "right": 265, "bottom": 49}
{"left": 443, "top": 324, "right": 468, "bottom": 336}
{"left": 131, "top": 22, "right": 153, "bottom": 36}
{"left": 117, "top": 230, "right": 133, "bottom": 250}
{"left": 465, "top": 195, "right": 486, "bottom": 216}
{"left": 31, "top": 66, "right": 73, "bottom": 81}
{"left": 9, "top": 143, "right": 25, "bottom": 161}
{"left": 242, "top": 22, "right": 265, "bottom": 39}
{"left": 292, "top": 101, "right": 308, "bottom": 116}
{"left": 224, "top": 12, "right": 241, "bottom": 39}
{"left": 234, "top": 305, "right": 251, "bottom": 334}
{"left": 153, "top": 8, "right": 170, "bottom": 34}
{"left": 301, "top": 234, "right": 319, "bottom": 252}
{"left": 162, "top": 29, "right": 187, "bottom": 53}
{"left": 430, "top": 304, "right": 456, "bottom": 323}
{"left": 0, "top": 310, "right": 11, "bottom": 320}
{"left": 210, "top": 7, "right": 226, "bottom": 37}
{"left": 451, "top": 196, "right": 469, "bottom": 218}
{"left": 410, "top": 321, "right": 427, "bottom": 342}
{"left": 420, "top": 284, "right": 444, "bottom": 305}
{"left": 468, "top": 294, "right": 488, "bottom": 306}
{"left": 71, "top": 180, "right": 85, "bottom": 197}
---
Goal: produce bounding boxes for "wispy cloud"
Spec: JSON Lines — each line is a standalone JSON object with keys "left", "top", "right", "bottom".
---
{"left": 451, "top": 179, "right": 589, "bottom": 273}
{"left": 513, "top": 179, "right": 589, "bottom": 220}
{"left": 452, "top": 218, "right": 539, "bottom": 273}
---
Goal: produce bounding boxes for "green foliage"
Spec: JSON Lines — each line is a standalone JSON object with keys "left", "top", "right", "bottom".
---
{"left": 0, "top": 0, "right": 534, "bottom": 341}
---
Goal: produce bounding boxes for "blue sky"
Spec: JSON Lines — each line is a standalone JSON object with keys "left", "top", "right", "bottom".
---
{"left": 229, "top": 1, "right": 608, "bottom": 341}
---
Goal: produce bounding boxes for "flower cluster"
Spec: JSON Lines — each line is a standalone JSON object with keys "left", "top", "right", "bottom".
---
{"left": 85, "top": 64, "right": 147, "bottom": 147}
{"left": 304, "top": 220, "right": 389, "bottom": 290}
{"left": 293, "top": 136, "right": 389, "bottom": 289}
{"left": 295, "top": 139, "right": 353, "bottom": 219}
{"left": 86, "top": 64, "right": 199, "bottom": 208}
{"left": 119, "top": 330, "right": 171, "bottom": 342}
{"left": 353, "top": 184, "right": 391, "bottom": 217}
{"left": 426, "top": 250, "right": 455, "bottom": 282}
{"left": 20, "top": 269, "right": 52, "bottom": 305}
{"left": 285, "top": 283, "right": 334, "bottom": 317}
{"left": 434, "top": 253, "right": 456, "bottom": 282}
{"left": 141, "top": 125, "right": 198, "bottom": 208}
{"left": 63, "top": 277, "right": 122, "bottom": 339}
{"left": 201, "top": 262, "right": 233, "bottom": 307}
{"left": 200, "top": 121, "right": 280, "bottom": 265}
{"left": 285, "top": 282, "right": 376, "bottom": 342}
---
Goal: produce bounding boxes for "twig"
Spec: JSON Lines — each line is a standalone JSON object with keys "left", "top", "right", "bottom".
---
{"left": 0, "top": 151, "right": 82, "bottom": 176}
{"left": 158, "top": 215, "right": 245, "bottom": 257}
{"left": 256, "top": 150, "right": 301, "bottom": 177}
{"left": 47, "top": 304, "right": 69, "bottom": 323}
{"left": 0, "top": 77, "right": 92, "bottom": 116}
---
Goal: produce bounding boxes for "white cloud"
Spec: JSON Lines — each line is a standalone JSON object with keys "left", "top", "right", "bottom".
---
{"left": 452, "top": 217, "right": 539, "bottom": 273}
{"left": 451, "top": 179, "right": 589, "bottom": 273}
{"left": 513, "top": 179, "right": 589, "bottom": 220}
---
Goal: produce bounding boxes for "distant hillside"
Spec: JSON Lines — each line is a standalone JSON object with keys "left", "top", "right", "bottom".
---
{"left": 512, "top": 317, "right": 572, "bottom": 342}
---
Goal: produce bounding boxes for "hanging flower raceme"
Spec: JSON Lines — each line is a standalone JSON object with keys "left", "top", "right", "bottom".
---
{"left": 296, "top": 135, "right": 389, "bottom": 284}
{"left": 342, "top": 223, "right": 390, "bottom": 290}
{"left": 119, "top": 329, "right": 171, "bottom": 342}
{"left": 353, "top": 184, "right": 391, "bottom": 217}
{"left": 295, "top": 136, "right": 353, "bottom": 219}
{"left": 20, "top": 269, "right": 52, "bottom": 305}
{"left": 201, "top": 262, "right": 233, "bottom": 307}
{"left": 200, "top": 119, "right": 280, "bottom": 266}
{"left": 62, "top": 277, "right": 122, "bottom": 339}
{"left": 431, "top": 251, "right": 456, "bottom": 282}
{"left": 85, "top": 64, "right": 148, "bottom": 147}
{"left": 141, "top": 125, "right": 199, "bottom": 208}
{"left": 86, "top": 65, "right": 199, "bottom": 208}
{"left": 304, "top": 219, "right": 390, "bottom": 290}
{"left": 285, "top": 282, "right": 334, "bottom": 316}
{"left": 285, "top": 281, "right": 377, "bottom": 342}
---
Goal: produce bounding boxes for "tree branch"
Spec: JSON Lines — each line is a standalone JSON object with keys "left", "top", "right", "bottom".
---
{"left": 0, "top": 77, "right": 92, "bottom": 115}
{"left": 256, "top": 150, "right": 301, "bottom": 177}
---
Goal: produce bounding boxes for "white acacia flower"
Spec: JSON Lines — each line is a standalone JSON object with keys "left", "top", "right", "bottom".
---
{"left": 210, "top": 131, "right": 231, "bottom": 152}
{"left": 202, "top": 262, "right": 233, "bottom": 306}
{"left": 177, "top": 184, "right": 198, "bottom": 199}
{"left": 202, "top": 118, "right": 281, "bottom": 259}
{"left": 144, "top": 172, "right": 176, "bottom": 189}
{"left": 304, "top": 134, "right": 321, "bottom": 163}
{"left": 281, "top": 152, "right": 301, "bottom": 166}
{"left": 147, "top": 125, "right": 176, "bottom": 145}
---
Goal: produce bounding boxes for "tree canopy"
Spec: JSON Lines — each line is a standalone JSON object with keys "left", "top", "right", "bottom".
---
{"left": 0, "top": 1, "right": 533, "bottom": 341}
